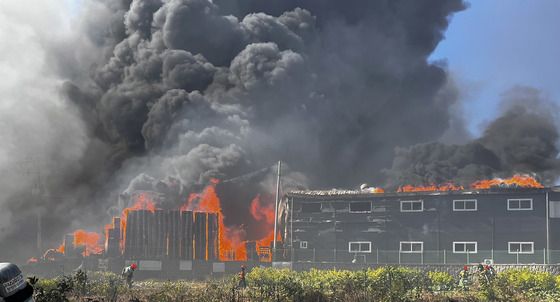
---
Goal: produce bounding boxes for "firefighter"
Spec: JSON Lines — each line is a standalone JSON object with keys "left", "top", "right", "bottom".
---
{"left": 458, "top": 265, "right": 470, "bottom": 291}
{"left": 477, "top": 263, "right": 485, "bottom": 273}
{"left": 121, "top": 263, "right": 137, "bottom": 289}
{"left": 482, "top": 264, "right": 496, "bottom": 283}
{"left": 486, "top": 264, "right": 496, "bottom": 280}
{"left": 238, "top": 265, "right": 247, "bottom": 289}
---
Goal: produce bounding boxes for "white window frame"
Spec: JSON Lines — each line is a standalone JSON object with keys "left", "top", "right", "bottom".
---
{"left": 348, "top": 241, "right": 372, "bottom": 253}
{"left": 400, "top": 200, "right": 424, "bottom": 212}
{"left": 399, "top": 241, "right": 423, "bottom": 253}
{"left": 349, "top": 201, "right": 372, "bottom": 213}
{"left": 300, "top": 241, "right": 308, "bottom": 249}
{"left": 453, "top": 241, "right": 478, "bottom": 254}
{"left": 508, "top": 242, "right": 534, "bottom": 254}
{"left": 507, "top": 198, "right": 533, "bottom": 211}
{"left": 453, "top": 199, "right": 478, "bottom": 212}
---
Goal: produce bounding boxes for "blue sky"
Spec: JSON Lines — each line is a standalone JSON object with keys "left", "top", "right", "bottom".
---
{"left": 431, "top": 0, "right": 560, "bottom": 137}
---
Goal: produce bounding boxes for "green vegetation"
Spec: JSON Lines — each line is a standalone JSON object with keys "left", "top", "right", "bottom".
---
{"left": 29, "top": 267, "right": 560, "bottom": 301}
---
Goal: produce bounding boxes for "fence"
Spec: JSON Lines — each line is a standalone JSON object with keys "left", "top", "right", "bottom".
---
{"left": 273, "top": 248, "right": 560, "bottom": 265}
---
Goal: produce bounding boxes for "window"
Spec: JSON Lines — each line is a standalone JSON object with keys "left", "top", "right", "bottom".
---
{"left": 507, "top": 199, "right": 533, "bottom": 211}
{"left": 348, "top": 241, "right": 372, "bottom": 253}
{"left": 350, "top": 201, "right": 372, "bottom": 213}
{"left": 453, "top": 242, "right": 477, "bottom": 253}
{"left": 400, "top": 241, "right": 423, "bottom": 253}
{"left": 508, "top": 242, "right": 534, "bottom": 254}
{"left": 301, "top": 202, "right": 322, "bottom": 213}
{"left": 453, "top": 199, "right": 477, "bottom": 211}
{"left": 400, "top": 200, "right": 423, "bottom": 212}
{"left": 300, "top": 241, "right": 308, "bottom": 249}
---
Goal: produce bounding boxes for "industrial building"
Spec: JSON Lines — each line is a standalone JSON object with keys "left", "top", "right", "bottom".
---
{"left": 281, "top": 186, "right": 560, "bottom": 265}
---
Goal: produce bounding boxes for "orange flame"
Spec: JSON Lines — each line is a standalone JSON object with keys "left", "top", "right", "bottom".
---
{"left": 120, "top": 192, "right": 156, "bottom": 251}
{"left": 398, "top": 183, "right": 464, "bottom": 193}
{"left": 104, "top": 223, "right": 112, "bottom": 250}
{"left": 363, "top": 187, "right": 385, "bottom": 193}
{"left": 181, "top": 178, "right": 247, "bottom": 261}
{"left": 57, "top": 243, "right": 65, "bottom": 254}
{"left": 250, "top": 194, "right": 275, "bottom": 225}
{"left": 250, "top": 195, "right": 281, "bottom": 262}
{"left": 471, "top": 174, "right": 544, "bottom": 189}
{"left": 73, "top": 229, "right": 103, "bottom": 256}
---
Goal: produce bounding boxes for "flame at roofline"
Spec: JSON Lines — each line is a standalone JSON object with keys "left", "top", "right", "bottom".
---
{"left": 288, "top": 174, "right": 545, "bottom": 196}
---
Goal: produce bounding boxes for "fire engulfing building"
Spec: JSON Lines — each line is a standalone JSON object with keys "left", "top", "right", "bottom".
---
{"left": 105, "top": 210, "right": 219, "bottom": 261}
{"left": 281, "top": 186, "right": 560, "bottom": 265}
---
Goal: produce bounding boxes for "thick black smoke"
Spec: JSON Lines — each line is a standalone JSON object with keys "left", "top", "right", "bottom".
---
{"left": 63, "top": 0, "right": 467, "bottom": 187}
{"left": 384, "top": 86, "right": 560, "bottom": 188}
{"left": 2, "top": 0, "right": 478, "bottom": 262}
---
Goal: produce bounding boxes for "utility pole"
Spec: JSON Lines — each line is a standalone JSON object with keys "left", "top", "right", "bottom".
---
{"left": 17, "top": 156, "right": 47, "bottom": 255}
{"left": 37, "top": 212, "right": 42, "bottom": 254}
{"left": 273, "top": 161, "right": 282, "bottom": 261}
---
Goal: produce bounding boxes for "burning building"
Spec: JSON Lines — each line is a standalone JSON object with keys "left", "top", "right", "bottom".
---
{"left": 103, "top": 210, "right": 219, "bottom": 261}
{"left": 28, "top": 179, "right": 279, "bottom": 278}
{"left": 281, "top": 175, "right": 560, "bottom": 265}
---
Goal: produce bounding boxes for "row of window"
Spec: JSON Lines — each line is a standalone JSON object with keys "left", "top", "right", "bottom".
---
{"left": 300, "top": 199, "right": 534, "bottom": 213}
{"left": 400, "top": 199, "right": 533, "bottom": 212}
{"left": 298, "top": 241, "right": 536, "bottom": 254}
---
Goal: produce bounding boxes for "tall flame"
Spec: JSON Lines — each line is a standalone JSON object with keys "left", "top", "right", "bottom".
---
{"left": 250, "top": 195, "right": 280, "bottom": 262}
{"left": 181, "top": 178, "right": 247, "bottom": 261}
{"left": 471, "top": 174, "right": 544, "bottom": 189}
{"left": 120, "top": 192, "right": 156, "bottom": 251}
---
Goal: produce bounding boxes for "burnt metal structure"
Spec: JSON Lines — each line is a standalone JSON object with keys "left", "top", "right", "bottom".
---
{"left": 115, "top": 210, "right": 219, "bottom": 261}
{"left": 282, "top": 187, "right": 560, "bottom": 264}
{"left": 105, "top": 217, "right": 121, "bottom": 258}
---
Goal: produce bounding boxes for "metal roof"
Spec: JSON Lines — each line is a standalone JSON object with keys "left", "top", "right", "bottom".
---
{"left": 285, "top": 187, "right": 550, "bottom": 200}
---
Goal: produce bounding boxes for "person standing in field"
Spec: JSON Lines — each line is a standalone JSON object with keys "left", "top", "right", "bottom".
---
{"left": 238, "top": 265, "right": 247, "bottom": 289}
{"left": 458, "top": 265, "right": 470, "bottom": 291}
{"left": 121, "top": 263, "right": 137, "bottom": 289}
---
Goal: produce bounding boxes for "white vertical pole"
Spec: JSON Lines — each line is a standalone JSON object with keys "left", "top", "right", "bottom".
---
{"left": 273, "top": 161, "right": 282, "bottom": 258}
{"left": 313, "top": 248, "right": 316, "bottom": 262}
{"left": 546, "top": 191, "right": 550, "bottom": 264}
{"left": 444, "top": 249, "right": 446, "bottom": 264}
{"left": 290, "top": 197, "right": 294, "bottom": 264}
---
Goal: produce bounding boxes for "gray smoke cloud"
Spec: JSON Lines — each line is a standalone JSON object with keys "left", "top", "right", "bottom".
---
{"left": 384, "top": 86, "right": 560, "bottom": 188}
{"left": 1, "top": 0, "right": 484, "bottom": 263}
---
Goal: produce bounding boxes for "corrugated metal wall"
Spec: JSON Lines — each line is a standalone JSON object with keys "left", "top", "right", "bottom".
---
{"left": 122, "top": 210, "right": 218, "bottom": 260}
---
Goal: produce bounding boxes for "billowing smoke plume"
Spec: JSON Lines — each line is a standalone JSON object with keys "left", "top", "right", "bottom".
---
{"left": 59, "top": 0, "right": 467, "bottom": 189}
{"left": 12, "top": 0, "right": 547, "bottom": 263}
{"left": 384, "top": 86, "right": 560, "bottom": 187}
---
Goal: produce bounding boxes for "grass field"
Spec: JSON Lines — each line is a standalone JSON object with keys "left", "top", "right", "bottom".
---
{"left": 30, "top": 266, "right": 560, "bottom": 301}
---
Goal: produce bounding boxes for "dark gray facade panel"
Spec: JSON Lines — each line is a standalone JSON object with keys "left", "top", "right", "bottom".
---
{"left": 286, "top": 188, "right": 556, "bottom": 263}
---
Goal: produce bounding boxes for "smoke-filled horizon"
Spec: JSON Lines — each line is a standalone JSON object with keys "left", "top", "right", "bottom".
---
{"left": 1, "top": 0, "right": 559, "bottom": 263}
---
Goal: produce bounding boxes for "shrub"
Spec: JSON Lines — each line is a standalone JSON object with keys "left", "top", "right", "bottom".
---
{"left": 428, "top": 271, "right": 455, "bottom": 291}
